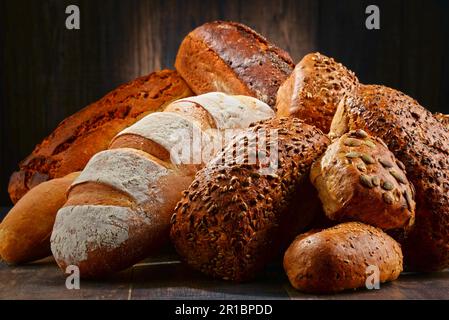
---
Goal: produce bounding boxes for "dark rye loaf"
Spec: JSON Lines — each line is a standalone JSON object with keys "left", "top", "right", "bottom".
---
{"left": 170, "top": 117, "right": 330, "bottom": 281}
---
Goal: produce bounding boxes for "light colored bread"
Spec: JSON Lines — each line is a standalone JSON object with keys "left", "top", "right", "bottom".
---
{"left": 51, "top": 92, "right": 274, "bottom": 278}
{"left": 284, "top": 222, "right": 403, "bottom": 293}
{"left": 175, "top": 21, "right": 294, "bottom": 108}
{"left": 170, "top": 117, "right": 329, "bottom": 282}
{"left": 330, "top": 84, "right": 449, "bottom": 271}
{"left": 276, "top": 52, "right": 359, "bottom": 133}
{"left": 0, "top": 172, "right": 80, "bottom": 264}
{"left": 8, "top": 70, "right": 192, "bottom": 204}
{"left": 310, "top": 129, "right": 415, "bottom": 230}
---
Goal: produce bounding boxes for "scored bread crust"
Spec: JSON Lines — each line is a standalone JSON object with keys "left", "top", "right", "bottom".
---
{"left": 8, "top": 70, "right": 192, "bottom": 204}
{"left": 175, "top": 21, "right": 294, "bottom": 108}
{"left": 170, "top": 117, "right": 330, "bottom": 282}
{"left": 276, "top": 52, "right": 359, "bottom": 133}
{"left": 283, "top": 222, "right": 403, "bottom": 294}
{"left": 330, "top": 84, "right": 449, "bottom": 271}
{"left": 310, "top": 130, "right": 415, "bottom": 230}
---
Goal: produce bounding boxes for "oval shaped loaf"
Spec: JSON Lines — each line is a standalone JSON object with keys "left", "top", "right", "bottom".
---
{"left": 284, "top": 222, "right": 403, "bottom": 294}
{"left": 175, "top": 21, "right": 294, "bottom": 108}
{"left": 51, "top": 93, "right": 274, "bottom": 278}
{"left": 276, "top": 52, "right": 359, "bottom": 133}
{"left": 310, "top": 129, "right": 415, "bottom": 230}
{"left": 330, "top": 84, "right": 449, "bottom": 272}
{"left": 170, "top": 117, "right": 330, "bottom": 281}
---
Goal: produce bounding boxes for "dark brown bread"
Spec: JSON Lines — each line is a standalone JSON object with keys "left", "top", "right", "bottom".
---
{"left": 276, "top": 52, "right": 359, "bottom": 133}
{"left": 8, "top": 70, "right": 193, "bottom": 204}
{"left": 310, "top": 129, "right": 415, "bottom": 230}
{"left": 175, "top": 21, "right": 294, "bottom": 108}
{"left": 170, "top": 117, "right": 330, "bottom": 281}
{"left": 284, "top": 222, "right": 403, "bottom": 293}
{"left": 330, "top": 84, "right": 449, "bottom": 271}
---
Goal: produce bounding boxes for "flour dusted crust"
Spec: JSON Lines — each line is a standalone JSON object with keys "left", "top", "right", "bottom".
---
{"left": 72, "top": 148, "right": 169, "bottom": 205}
{"left": 176, "top": 92, "right": 274, "bottom": 129}
{"left": 284, "top": 222, "right": 403, "bottom": 293}
{"left": 170, "top": 117, "right": 329, "bottom": 281}
{"left": 310, "top": 130, "right": 415, "bottom": 230}
{"left": 51, "top": 205, "right": 136, "bottom": 265}
{"left": 8, "top": 70, "right": 192, "bottom": 203}
{"left": 175, "top": 21, "right": 294, "bottom": 108}
{"left": 276, "top": 52, "right": 359, "bottom": 133}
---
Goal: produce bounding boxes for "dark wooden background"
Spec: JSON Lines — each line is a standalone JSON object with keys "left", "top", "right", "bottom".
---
{"left": 0, "top": 0, "right": 448, "bottom": 207}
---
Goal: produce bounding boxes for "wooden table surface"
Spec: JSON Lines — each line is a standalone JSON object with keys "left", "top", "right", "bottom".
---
{"left": 1, "top": 252, "right": 448, "bottom": 300}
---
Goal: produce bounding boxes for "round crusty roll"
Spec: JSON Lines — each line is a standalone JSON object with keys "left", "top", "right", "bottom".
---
{"left": 284, "top": 222, "right": 403, "bottom": 294}
{"left": 276, "top": 52, "right": 359, "bottom": 133}
{"left": 51, "top": 92, "right": 274, "bottom": 278}
{"left": 310, "top": 129, "right": 415, "bottom": 230}
{"left": 330, "top": 84, "right": 449, "bottom": 272}
{"left": 170, "top": 117, "right": 330, "bottom": 282}
{"left": 434, "top": 113, "right": 449, "bottom": 127}
{"left": 0, "top": 172, "right": 80, "bottom": 264}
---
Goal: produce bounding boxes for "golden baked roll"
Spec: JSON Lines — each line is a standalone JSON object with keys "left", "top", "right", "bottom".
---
{"left": 310, "top": 129, "right": 415, "bottom": 230}
{"left": 284, "top": 222, "right": 403, "bottom": 293}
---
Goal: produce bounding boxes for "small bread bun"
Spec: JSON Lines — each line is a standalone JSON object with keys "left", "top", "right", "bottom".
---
{"left": 310, "top": 129, "right": 415, "bottom": 230}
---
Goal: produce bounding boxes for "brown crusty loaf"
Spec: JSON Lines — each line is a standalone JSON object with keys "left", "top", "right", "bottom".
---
{"left": 330, "top": 84, "right": 449, "bottom": 271}
{"left": 8, "top": 70, "right": 193, "bottom": 204}
{"left": 0, "top": 172, "right": 79, "bottom": 264}
{"left": 284, "top": 222, "right": 403, "bottom": 294}
{"left": 51, "top": 92, "right": 274, "bottom": 278}
{"left": 434, "top": 113, "right": 449, "bottom": 127}
{"left": 175, "top": 21, "right": 295, "bottom": 108}
{"left": 310, "top": 129, "right": 415, "bottom": 230}
{"left": 170, "top": 117, "right": 330, "bottom": 282}
{"left": 276, "top": 52, "right": 359, "bottom": 132}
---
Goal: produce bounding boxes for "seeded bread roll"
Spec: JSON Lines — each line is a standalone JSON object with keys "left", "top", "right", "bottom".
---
{"left": 51, "top": 93, "right": 274, "bottom": 278}
{"left": 330, "top": 84, "right": 449, "bottom": 271}
{"left": 276, "top": 52, "right": 359, "bottom": 132}
{"left": 170, "top": 117, "right": 330, "bottom": 282}
{"left": 310, "top": 129, "right": 415, "bottom": 230}
{"left": 434, "top": 113, "right": 449, "bottom": 127}
{"left": 175, "top": 21, "right": 295, "bottom": 108}
{"left": 284, "top": 222, "right": 403, "bottom": 294}
{"left": 9, "top": 70, "right": 192, "bottom": 204}
{"left": 0, "top": 172, "right": 80, "bottom": 264}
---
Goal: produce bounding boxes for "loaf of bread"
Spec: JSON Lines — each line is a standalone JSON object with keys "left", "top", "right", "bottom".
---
{"left": 435, "top": 113, "right": 449, "bottom": 127}
{"left": 175, "top": 21, "right": 295, "bottom": 108}
{"left": 310, "top": 129, "right": 415, "bottom": 230}
{"left": 8, "top": 70, "right": 192, "bottom": 204}
{"left": 330, "top": 84, "right": 449, "bottom": 271}
{"left": 284, "top": 222, "right": 403, "bottom": 293}
{"left": 276, "top": 52, "right": 359, "bottom": 132}
{"left": 170, "top": 117, "right": 330, "bottom": 282}
{"left": 50, "top": 92, "right": 274, "bottom": 278}
{"left": 0, "top": 172, "right": 79, "bottom": 264}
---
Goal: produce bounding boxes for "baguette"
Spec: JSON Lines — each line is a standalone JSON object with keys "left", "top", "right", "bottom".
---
{"left": 8, "top": 70, "right": 192, "bottom": 203}
{"left": 0, "top": 172, "right": 79, "bottom": 264}
{"left": 175, "top": 21, "right": 294, "bottom": 108}
{"left": 284, "top": 222, "right": 403, "bottom": 293}
{"left": 50, "top": 92, "right": 274, "bottom": 278}
{"left": 170, "top": 117, "right": 329, "bottom": 281}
